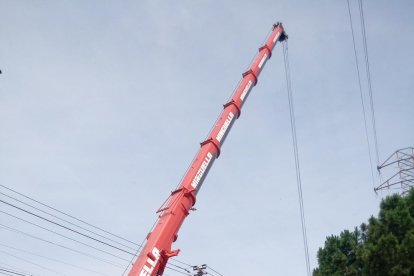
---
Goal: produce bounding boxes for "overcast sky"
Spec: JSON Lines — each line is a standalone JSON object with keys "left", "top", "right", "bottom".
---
{"left": 1, "top": 1, "right": 414, "bottom": 275}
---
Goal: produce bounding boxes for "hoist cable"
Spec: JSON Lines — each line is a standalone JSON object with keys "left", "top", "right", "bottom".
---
{"left": 358, "top": 0, "right": 380, "bottom": 166}
{"left": 346, "top": 0, "right": 376, "bottom": 190}
{"left": 282, "top": 41, "right": 311, "bottom": 276}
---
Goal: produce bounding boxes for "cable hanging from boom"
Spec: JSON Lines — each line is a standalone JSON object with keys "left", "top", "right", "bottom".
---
{"left": 346, "top": 0, "right": 377, "bottom": 190}
{"left": 282, "top": 41, "right": 311, "bottom": 276}
{"left": 357, "top": 0, "right": 380, "bottom": 167}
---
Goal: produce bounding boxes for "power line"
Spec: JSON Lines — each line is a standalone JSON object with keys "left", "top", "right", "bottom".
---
{"left": 170, "top": 258, "right": 193, "bottom": 268}
{"left": 0, "top": 198, "right": 134, "bottom": 255}
{"left": 0, "top": 187, "right": 197, "bottom": 276}
{"left": 282, "top": 40, "right": 311, "bottom": 276}
{"left": 168, "top": 263, "right": 191, "bottom": 274}
{"left": 0, "top": 268, "right": 27, "bottom": 276}
{"left": 358, "top": 0, "right": 380, "bottom": 166}
{"left": 0, "top": 262, "right": 39, "bottom": 276}
{"left": 0, "top": 184, "right": 139, "bottom": 247}
{"left": 0, "top": 271, "right": 15, "bottom": 276}
{"left": 0, "top": 250, "right": 67, "bottom": 276}
{"left": 165, "top": 266, "right": 191, "bottom": 276}
{"left": 206, "top": 265, "right": 224, "bottom": 276}
{"left": 0, "top": 190, "right": 137, "bottom": 252}
{"left": 0, "top": 243, "right": 112, "bottom": 276}
{"left": 0, "top": 214, "right": 199, "bottom": 276}
{"left": 346, "top": 0, "right": 377, "bottom": 190}
{"left": 0, "top": 223, "right": 125, "bottom": 268}
{"left": 0, "top": 268, "right": 26, "bottom": 276}
{"left": 0, "top": 210, "right": 131, "bottom": 261}
{"left": 120, "top": 219, "right": 159, "bottom": 276}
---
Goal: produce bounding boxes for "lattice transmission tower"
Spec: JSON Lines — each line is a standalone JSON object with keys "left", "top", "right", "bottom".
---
{"left": 375, "top": 147, "right": 414, "bottom": 194}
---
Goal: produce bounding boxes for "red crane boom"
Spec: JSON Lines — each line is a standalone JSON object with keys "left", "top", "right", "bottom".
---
{"left": 129, "top": 22, "right": 287, "bottom": 276}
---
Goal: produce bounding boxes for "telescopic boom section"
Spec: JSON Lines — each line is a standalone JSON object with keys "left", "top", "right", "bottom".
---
{"left": 129, "top": 23, "right": 287, "bottom": 276}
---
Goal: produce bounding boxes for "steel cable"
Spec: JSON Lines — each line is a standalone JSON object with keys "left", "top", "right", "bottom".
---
{"left": 282, "top": 41, "right": 311, "bottom": 276}
{"left": 358, "top": 0, "right": 380, "bottom": 166}
{"left": 346, "top": 0, "right": 377, "bottom": 191}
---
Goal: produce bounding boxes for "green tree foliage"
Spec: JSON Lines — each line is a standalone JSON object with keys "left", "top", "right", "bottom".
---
{"left": 314, "top": 188, "right": 414, "bottom": 276}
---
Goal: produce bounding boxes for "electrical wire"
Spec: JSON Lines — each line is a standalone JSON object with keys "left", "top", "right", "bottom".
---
{"left": 0, "top": 191, "right": 137, "bottom": 252}
{"left": 0, "top": 218, "right": 198, "bottom": 276}
{"left": 0, "top": 250, "right": 67, "bottom": 276}
{"left": 0, "top": 223, "right": 125, "bottom": 268}
{"left": 0, "top": 271, "right": 15, "bottom": 276}
{"left": 165, "top": 266, "right": 191, "bottom": 276}
{"left": 0, "top": 187, "right": 197, "bottom": 276}
{"left": 120, "top": 218, "right": 159, "bottom": 276}
{"left": 167, "top": 263, "right": 191, "bottom": 274}
{"left": 282, "top": 41, "right": 311, "bottom": 276}
{"left": 0, "top": 210, "right": 132, "bottom": 261}
{"left": 346, "top": 0, "right": 377, "bottom": 190}
{"left": 170, "top": 258, "right": 193, "bottom": 267}
{"left": 358, "top": 0, "right": 380, "bottom": 166}
{"left": 206, "top": 265, "right": 224, "bottom": 276}
{"left": 0, "top": 268, "right": 26, "bottom": 276}
{"left": 0, "top": 244, "right": 112, "bottom": 276}
{"left": 0, "top": 198, "right": 134, "bottom": 255}
{"left": 0, "top": 184, "right": 139, "bottom": 247}
{"left": 0, "top": 262, "right": 39, "bottom": 276}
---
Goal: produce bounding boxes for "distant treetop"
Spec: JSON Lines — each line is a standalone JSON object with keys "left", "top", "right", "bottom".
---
{"left": 313, "top": 188, "right": 414, "bottom": 276}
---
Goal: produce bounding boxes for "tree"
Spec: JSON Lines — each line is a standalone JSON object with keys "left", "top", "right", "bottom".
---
{"left": 313, "top": 188, "right": 414, "bottom": 276}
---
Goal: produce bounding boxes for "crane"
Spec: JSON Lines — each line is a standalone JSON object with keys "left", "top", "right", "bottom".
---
{"left": 128, "top": 22, "right": 287, "bottom": 276}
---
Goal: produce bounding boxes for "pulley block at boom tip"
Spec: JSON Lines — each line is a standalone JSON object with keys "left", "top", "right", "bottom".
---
{"left": 274, "top": 22, "right": 288, "bottom": 42}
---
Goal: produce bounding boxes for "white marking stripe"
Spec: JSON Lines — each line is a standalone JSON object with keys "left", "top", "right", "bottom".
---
{"left": 258, "top": 53, "right": 267, "bottom": 69}
{"left": 191, "top": 152, "right": 213, "bottom": 189}
{"left": 240, "top": 80, "right": 253, "bottom": 101}
{"left": 216, "top": 112, "right": 234, "bottom": 143}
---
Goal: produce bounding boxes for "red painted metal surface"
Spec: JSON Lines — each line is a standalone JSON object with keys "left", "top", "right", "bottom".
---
{"left": 129, "top": 22, "right": 287, "bottom": 276}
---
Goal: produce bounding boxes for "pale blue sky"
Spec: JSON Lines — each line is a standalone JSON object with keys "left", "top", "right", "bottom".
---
{"left": 1, "top": 1, "right": 413, "bottom": 275}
